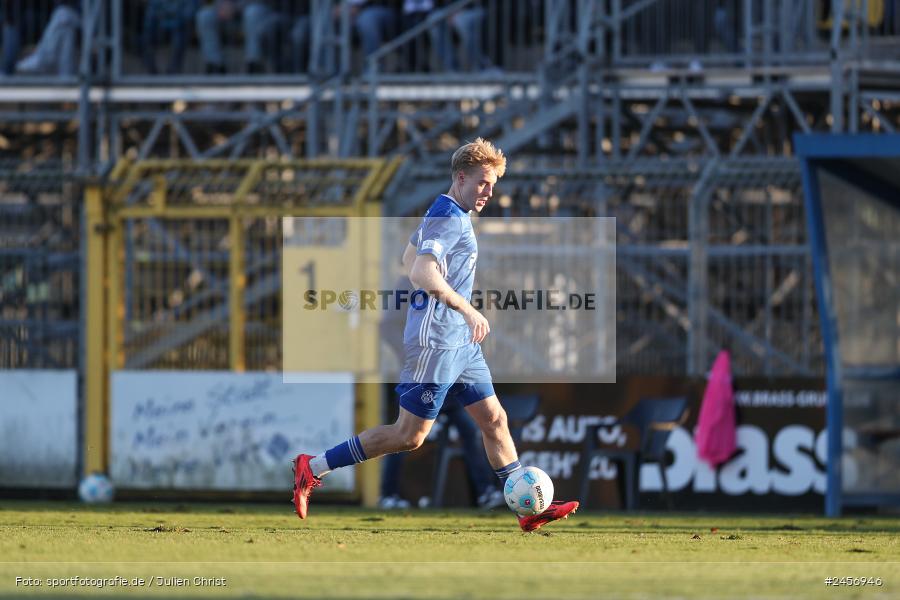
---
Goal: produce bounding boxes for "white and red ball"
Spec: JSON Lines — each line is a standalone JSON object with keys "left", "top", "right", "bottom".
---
{"left": 78, "top": 473, "right": 115, "bottom": 504}
{"left": 503, "top": 466, "right": 553, "bottom": 517}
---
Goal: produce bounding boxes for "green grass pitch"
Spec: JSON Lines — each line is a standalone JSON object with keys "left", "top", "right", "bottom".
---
{"left": 1, "top": 501, "right": 897, "bottom": 599}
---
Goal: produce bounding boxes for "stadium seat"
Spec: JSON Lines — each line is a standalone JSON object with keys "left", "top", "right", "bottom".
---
{"left": 578, "top": 397, "right": 689, "bottom": 511}
{"left": 500, "top": 394, "right": 541, "bottom": 442}
{"left": 430, "top": 394, "right": 540, "bottom": 508}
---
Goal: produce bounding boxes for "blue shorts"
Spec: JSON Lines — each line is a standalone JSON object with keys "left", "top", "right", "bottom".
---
{"left": 395, "top": 343, "right": 495, "bottom": 420}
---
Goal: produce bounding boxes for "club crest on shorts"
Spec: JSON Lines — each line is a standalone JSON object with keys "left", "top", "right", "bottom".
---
{"left": 420, "top": 389, "right": 435, "bottom": 404}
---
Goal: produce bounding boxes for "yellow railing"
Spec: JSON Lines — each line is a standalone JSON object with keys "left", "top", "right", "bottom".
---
{"left": 83, "top": 157, "right": 402, "bottom": 506}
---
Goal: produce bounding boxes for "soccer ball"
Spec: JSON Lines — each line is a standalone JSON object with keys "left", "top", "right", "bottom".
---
{"left": 338, "top": 290, "right": 359, "bottom": 311}
{"left": 78, "top": 473, "right": 115, "bottom": 504}
{"left": 504, "top": 466, "right": 554, "bottom": 517}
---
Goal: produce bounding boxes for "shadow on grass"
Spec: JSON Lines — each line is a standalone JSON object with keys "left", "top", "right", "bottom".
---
{"left": 0, "top": 501, "right": 371, "bottom": 517}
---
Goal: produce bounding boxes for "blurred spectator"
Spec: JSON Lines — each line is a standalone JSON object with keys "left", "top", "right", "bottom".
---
{"left": 244, "top": 0, "right": 297, "bottom": 73}
{"left": 398, "top": 1, "right": 493, "bottom": 73}
{"left": 349, "top": 0, "right": 398, "bottom": 60}
{"left": 15, "top": 0, "right": 79, "bottom": 77}
{"left": 1, "top": 1, "right": 22, "bottom": 75}
{"left": 196, "top": 0, "right": 296, "bottom": 74}
{"left": 141, "top": 0, "right": 200, "bottom": 75}
{"left": 400, "top": 0, "right": 438, "bottom": 72}
{"left": 443, "top": 0, "right": 493, "bottom": 72}
{"left": 310, "top": 1, "right": 397, "bottom": 75}
{"left": 195, "top": 0, "right": 233, "bottom": 73}
{"left": 775, "top": 0, "right": 815, "bottom": 54}
{"left": 400, "top": 0, "right": 453, "bottom": 72}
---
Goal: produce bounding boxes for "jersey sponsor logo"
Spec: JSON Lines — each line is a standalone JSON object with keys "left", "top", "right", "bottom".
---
{"left": 421, "top": 239, "right": 443, "bottom": 254}
{"left": 468, "top": 252, "right": 477, "bottom": 271}
{"left": 420, "top": 389, "right": 435, "bottom": 404}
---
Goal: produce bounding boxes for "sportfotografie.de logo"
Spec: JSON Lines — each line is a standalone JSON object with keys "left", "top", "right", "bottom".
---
{"left": 302, "top": 289, "right": 597, "bottom": 311}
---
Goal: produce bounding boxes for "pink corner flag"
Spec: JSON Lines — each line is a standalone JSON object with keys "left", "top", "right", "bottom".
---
{"left": 695, "top": 350, "right": 737, "bottom": 468}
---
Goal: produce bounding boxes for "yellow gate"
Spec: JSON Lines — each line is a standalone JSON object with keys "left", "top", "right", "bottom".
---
{"left": 83, "top": 158, "right": 401, "bottom": 505}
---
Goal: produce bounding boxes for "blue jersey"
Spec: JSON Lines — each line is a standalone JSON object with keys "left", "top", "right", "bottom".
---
{"left": 403, "top": 194, "right": 478, "bottom": 349}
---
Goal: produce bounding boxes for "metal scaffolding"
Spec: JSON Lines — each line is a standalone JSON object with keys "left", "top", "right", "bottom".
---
{"left": 2, "top": 0, "right": 899, "bottom": 375}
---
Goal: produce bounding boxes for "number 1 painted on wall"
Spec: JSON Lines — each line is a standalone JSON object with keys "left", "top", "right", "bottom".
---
{"left": 300, "top": 260, "right": 315, "bottom": 290}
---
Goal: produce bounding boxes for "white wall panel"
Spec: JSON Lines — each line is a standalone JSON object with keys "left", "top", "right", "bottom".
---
{"left": 0, "top": 370, "right": 78, "bottom": 488}
{"left": 110, "top": 372, "right": 354, "bottom": 492}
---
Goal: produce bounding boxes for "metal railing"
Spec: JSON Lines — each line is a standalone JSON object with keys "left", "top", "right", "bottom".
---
{"left": 0, "top": 0, "right": 892, "bottom": 86}
{"left": 0, "top": 160, "right": 81, "bottom": 369}
{"left": 392, "top": 158, "right": 823, "bottom": 377}
{"left": 102, "top": 157, "right": 398, "bottom": 371}
{"left": 608, "top": 0, "right": 825, "bottom": 68}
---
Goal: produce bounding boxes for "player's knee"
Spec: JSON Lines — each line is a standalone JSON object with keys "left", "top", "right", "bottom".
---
{"left": 481, "top": 409, "right": 508, "bottom": 438}
{"left": 399, "top": 430, "right": 428, "bottom": 451}
{"left": 391, "top": 423, "right": 428, "bottom": 451}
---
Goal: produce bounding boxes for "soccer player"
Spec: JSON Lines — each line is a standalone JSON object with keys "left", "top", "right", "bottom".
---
{"left": 293, "top": 138, "right": 578, "bottom": 532}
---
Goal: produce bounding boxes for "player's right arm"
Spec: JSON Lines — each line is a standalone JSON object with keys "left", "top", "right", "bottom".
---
{"left": 409, "top": 253, "right": 490, "bottom": 343}
{"left": 401, "top": 243, "right": 417, "bottom": 278}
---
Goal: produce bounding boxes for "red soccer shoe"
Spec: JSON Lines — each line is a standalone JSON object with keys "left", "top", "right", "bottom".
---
{"left": 292, "top": 454, "right": 321, "bottom": 519}
{"left": 518, "top": 500, "right": 579, "bottom": 532}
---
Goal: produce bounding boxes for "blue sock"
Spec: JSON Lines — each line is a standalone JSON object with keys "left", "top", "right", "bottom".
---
{"left": 324, "top": 436, "right": 368, "bottom": 470}
{"left": 494, "top": 460, "right": 522, "bottom": 481}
